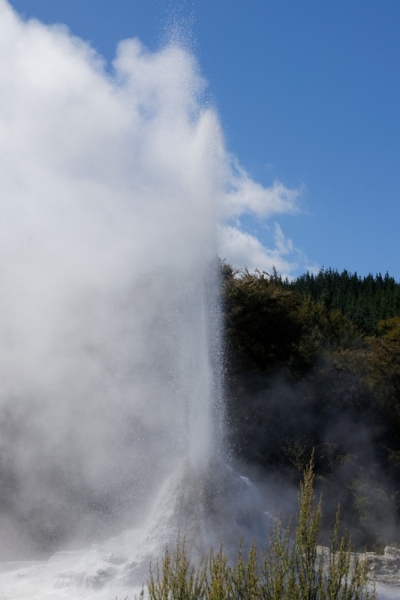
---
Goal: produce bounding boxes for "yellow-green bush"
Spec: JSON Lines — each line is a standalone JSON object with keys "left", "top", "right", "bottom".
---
{"left": 145, "top": 464, "right": 375, "bottom": 600}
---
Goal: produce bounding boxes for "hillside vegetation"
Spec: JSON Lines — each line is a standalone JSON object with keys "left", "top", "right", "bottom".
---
{"left": 222, "top": 264, "right": 400, "bottom": 551}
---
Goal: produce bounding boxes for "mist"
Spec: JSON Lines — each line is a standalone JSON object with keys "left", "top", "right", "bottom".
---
{"left": 0, "top": 0, "right": 234, "bottom": 559}
{"left": 0, "top": 0, "right": 310, "bottom": 564}
{"left": 227, "top": 360, "right": 400, "bottom": 551}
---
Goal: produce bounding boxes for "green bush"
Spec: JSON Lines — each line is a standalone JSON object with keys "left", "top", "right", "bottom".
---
{"left": 145, "top": 463, "right": 375, "bottom": 600}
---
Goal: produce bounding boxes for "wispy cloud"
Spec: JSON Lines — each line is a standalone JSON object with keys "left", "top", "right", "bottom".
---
{"left": 219, "top": 223, "right": 318, "bottom": 280}
{"left": 218, "top": 159, "right": 315, "bottom": 278}
{"left": 220, "top": 159, "right": 302, "bottom": 220}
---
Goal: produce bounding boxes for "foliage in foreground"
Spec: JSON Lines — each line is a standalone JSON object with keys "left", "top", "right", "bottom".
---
{"left": 146, "top": 464, "right": 375, "bottom": 600}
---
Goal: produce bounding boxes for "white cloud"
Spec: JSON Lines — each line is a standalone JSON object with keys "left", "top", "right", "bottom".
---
{"left": 217, "top": 156, "right": 313, "bottom": 279}
{"left": 220, "top": 159, "right": 301, "bottom": 221}
{"left": 219, "top": 223, "right": 318, "bottom": 280}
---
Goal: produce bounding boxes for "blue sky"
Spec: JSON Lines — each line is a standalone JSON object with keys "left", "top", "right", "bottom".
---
{"left": 8, "top": 0, "right": 400, "bottom": 279}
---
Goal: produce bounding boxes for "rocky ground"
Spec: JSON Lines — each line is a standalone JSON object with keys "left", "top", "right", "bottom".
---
{"left": 317, "top": 544, "right": 400, "bottom": 598}
{"left": 365, "top": 546, "right": 400, "bottom": 587}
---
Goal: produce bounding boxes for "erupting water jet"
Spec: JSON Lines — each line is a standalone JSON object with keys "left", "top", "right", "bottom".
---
{"left": 0, "top": 2, "right": 276, "bottom": 597}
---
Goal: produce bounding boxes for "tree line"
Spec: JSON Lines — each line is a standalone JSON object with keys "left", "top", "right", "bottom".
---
{"left": 222, "top": 264, "right": 400, "bottom": 551}
{"left": 284, "top": 267, "right": 400, "bottom": 336}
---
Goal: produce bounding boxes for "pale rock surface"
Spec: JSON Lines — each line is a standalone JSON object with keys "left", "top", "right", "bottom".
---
{"left": 367, "top": 546, "right": 400, "bottom": 586}
{"left": 317, "top": 545, "right": 400, "bottom": 599}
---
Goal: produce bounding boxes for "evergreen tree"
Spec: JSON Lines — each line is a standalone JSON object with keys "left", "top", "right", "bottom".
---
{"left": 285, "top": 268, "right": 400, "bottom": 335}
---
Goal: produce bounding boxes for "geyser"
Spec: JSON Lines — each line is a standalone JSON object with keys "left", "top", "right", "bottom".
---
{"left": 0, "top": 0, "right": 226, "bottom": 558}
{"left": 0, "top": 1, "right": 276, "bottom": 596}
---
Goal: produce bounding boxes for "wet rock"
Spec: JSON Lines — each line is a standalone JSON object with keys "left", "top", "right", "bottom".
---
{"left": 318, "top": 545, "right": 400, "bottom": 588}
{"left": 385, "top": 547, "right": 400, "bottom": 559}
{"left": 102, "top": 552, "right": 128, "bottom": 565}
{"left": 85, "top": 566, "right": 118, "bottom": 589}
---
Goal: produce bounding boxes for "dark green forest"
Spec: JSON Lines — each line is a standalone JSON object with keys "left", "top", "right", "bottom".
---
{"left": 222, "top": 264, "right": 400, "bottom": 551}
{"left": 285, "top": 268, "right": 400, "bottom": 336}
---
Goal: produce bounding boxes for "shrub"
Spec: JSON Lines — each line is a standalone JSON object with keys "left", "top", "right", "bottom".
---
{"left": 146, "top": 463, "right": 375, "bottom": 600}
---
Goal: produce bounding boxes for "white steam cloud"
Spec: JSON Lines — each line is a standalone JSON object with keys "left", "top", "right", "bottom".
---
{"left": 0, "top": 0, "right": 310, "bottom": 558}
